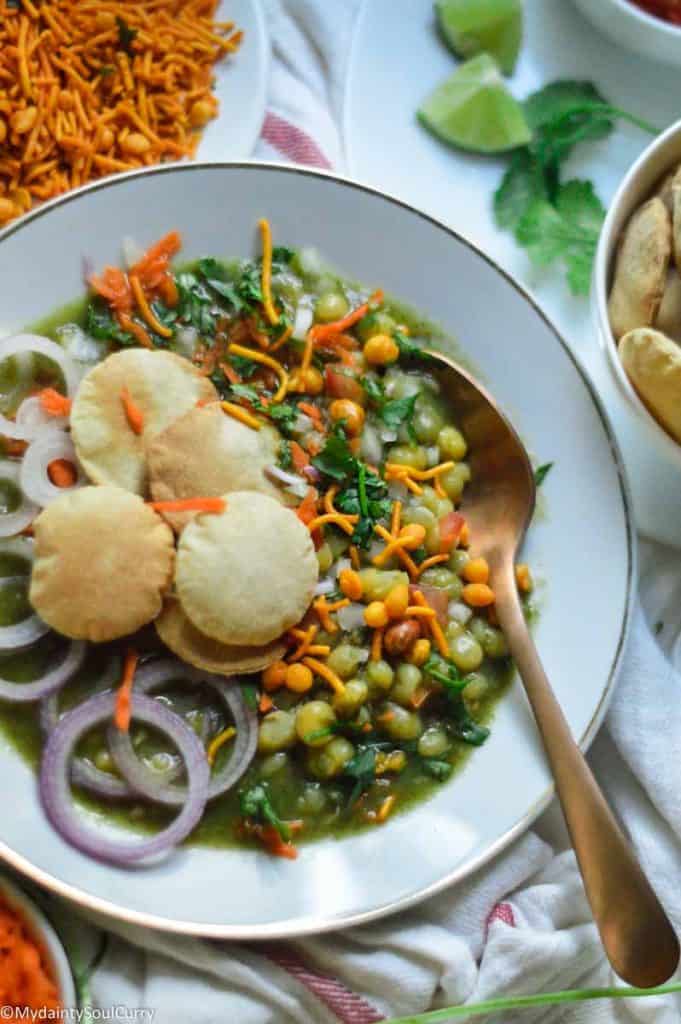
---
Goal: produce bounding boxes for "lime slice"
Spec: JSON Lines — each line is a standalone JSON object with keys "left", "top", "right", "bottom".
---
{"left": 418, "top": 54, "right": 531, "bottom": 154}
{"left": 436, "top": 0, "right": 523, "bottom": 75}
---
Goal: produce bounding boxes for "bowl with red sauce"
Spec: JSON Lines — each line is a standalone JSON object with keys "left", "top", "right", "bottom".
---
{"left": 573, "top": 0, "right": 681, "bottom": 66}
{"left": 0, "top": 873, "right": 76, "bottom": 1013}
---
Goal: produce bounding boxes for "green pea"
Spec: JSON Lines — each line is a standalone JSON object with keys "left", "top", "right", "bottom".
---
{"left": 388, "top": 444, "right": 429, "bottom": 470}
{"left": 333, "top": 677, "right": 369, "bottom": 717}
{"left": 417, "top": 727, "right": 450, "bottom": 758}
{"left": 440, "top": 463, "right": 471, "bottom": 501}
{"left": 306, "top": 737, "right": 355, "bottom": 779}
{"left": 366, "top": 659, "right": 394, "bottom": 691}
{"left": 462, "top": 672, "right": 491, "bottom": 702}
{"left": 481, "top": 625, "right": 509, "bottom": 659}
{"left": 381, "top": 702, "right": 423, "bottom": 741}
{"left": 437, "top": 425, "right": 467, "bottom": 460}
{"left": 316, "top": 541, "right": 333, "bottom": 574}
{"left": 296, "top": 701, "right": 337, "bottom": 746}
{"left": 390, "top": 663, "right": 423, "bottom": 706}
{"left": 450, "top": 632, "right": 484, "bottom": 672}
{"left": 297, "top": 783, "right": 327, "bottom": 815}
{"left": 259, "top": 752, "right": 289, "bottom": 778}
{"left": 413, "top": 401, "right": 444, "bottom": 444}
{"left": 445, "top": 620, "right": 465, "bottom": 644}
{"left": 327, "top": 644, "right": 365, "bottom": 680}
{"left": 359, "top": 568, "right": 409, "bottom": 602}
{"left": 315, "top": 291, "right": 349, "bottom": 323}
{"left": 258, "top": 710, "right": 297, "bottom": 754}
{"left": 449, "top": 549, "right": 470, "bottom": 575}
{"left": 468, "top": 616, "right": 488, "bottom": 643}
{"left": 357, "top": 310, "right": 397, "bottom": 342}
{"left": 94, "top": 749, "right": 113, "bottom": 772}
{"left": 419, "top": 566, "right": 463, "bottom": 599}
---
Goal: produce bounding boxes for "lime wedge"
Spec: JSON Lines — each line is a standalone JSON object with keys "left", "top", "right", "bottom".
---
{"left": 436, "top": 0, "right": 523, "bottom": 75}
{"left": 418, "top": 54, "right": 531, "bottom": 154}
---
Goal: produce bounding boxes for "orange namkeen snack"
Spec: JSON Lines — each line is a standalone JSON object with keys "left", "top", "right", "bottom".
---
{"left": 0, "top": 0, "right": 242, "bottom": 226}
{"left": 0, "top": 899, "right": 61, "bottom": 1015}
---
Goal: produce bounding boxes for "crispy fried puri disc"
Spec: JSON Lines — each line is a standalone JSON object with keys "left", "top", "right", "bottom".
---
{"left": 155, "top": 597, "right": 286, "bottom": 676}
{"left": 70, "top": 349, "right": 217, "bottom": 495}
{"left": 175, "top": 491, "right": 318, "bottom": 646}
{"left": 619, "top": 327, "right": 681, "bottom": 444}
{"left": 30, "top": 486, "right": 174, "bottom": 642}
{"left": 147, "top": 404, "right": 288, "bottom": 532}
{"left": 608, "top": 198, "right": 671, "bottom": 341}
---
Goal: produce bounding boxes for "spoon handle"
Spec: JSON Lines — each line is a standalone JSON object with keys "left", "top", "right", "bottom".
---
{"left": 492, "top": 558, "right": 679, "bottom": 988}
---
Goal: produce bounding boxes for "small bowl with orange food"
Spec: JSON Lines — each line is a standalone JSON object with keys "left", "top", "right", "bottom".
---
{"left": 0, "top": 873, "right": 77, "bottom": 1013}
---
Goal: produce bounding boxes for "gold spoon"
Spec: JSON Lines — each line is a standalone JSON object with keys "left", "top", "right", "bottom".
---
{"left": 432, "top": 350, "right": 679, "bottom": 988}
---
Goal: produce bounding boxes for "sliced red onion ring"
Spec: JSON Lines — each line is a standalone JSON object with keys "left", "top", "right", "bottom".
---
{"left": 15, "top": 396, "right": 68, "bottom": 436}
{"left": 40, "top": 692, "right": 209, "bottom": 865}
{"left": 0, "top": 459, "right": 38, "bottom": 537}
{"left": 108, "top": 660, "right": 257, "bottom": 807}
{"left": 0, "top": 636, "right": 86, "bottom": 703}
{"left": 0, "top": 335, "right": 79, "bottom": 440}
{"left": 0, "top": 598, "right": 49, "bottom": 652}
{"left": 40, "top": 654, "right": 134, "bottom": 800}
{"left": 20, "top": 431, "right": 85, "bottom": 507}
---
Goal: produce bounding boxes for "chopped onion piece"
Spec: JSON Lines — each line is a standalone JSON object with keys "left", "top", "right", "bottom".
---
{"left": 0, "top": 459, "right": 38, "bottom": 537}
{"left": 337, "top": 602, "right": 366, "bottom": 631}
{"left": 293, "top": 304, "right": 314, "bottom": 339}
{"left": 426, "top": 446, "right": 440, "bottom": 467}
{"left": 292, "top": 413, "right": 313, "bottom": 435}
{"left": 314, "top": 578, "right": 336, "bottom": 596}
{"left": 20, "top": 432, "right": 85, "bottom": 507}
{"left": 0, "top": 336, "right": 79, "bottom": 440}
{"left": 387, "top": 480, "right": 408, "bottom": 501}
{"left": 379, "top": 428, "right": 398, "bottom": 443}
{"left": 449, "top": 601, "right": 472, "bottom": 625}
{"left": 56, "top": 323, "right": 107, "bottom": 368}
{"left": 173, "top": 325, "right": 198, "bottom": 359}
{"left": 360, "top": 423, "right": 383, "bottom": 465}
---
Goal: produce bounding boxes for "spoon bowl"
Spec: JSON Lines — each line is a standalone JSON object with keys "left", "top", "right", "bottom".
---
{"left": 430, "top": 348, "right": 680, "bottom": 989}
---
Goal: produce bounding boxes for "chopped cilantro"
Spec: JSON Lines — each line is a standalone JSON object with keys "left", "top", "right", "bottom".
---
{"left": 424, "top": 653, "right": 467, "bottom": 694}
{"left": 267, "top": 401, "right": 299, "bottom": 435}
{"left": 230, "top": 354, "right": 258, "bottom": 378}
{"left": 85, "top": 302, "right": 134, "bottom": 346}
{"left": 534, "top": 462, "right": 554, "bottom": 487}
{"left": 116, "top": 16, "right": 137, "bottom": 54}
{"left": 425, "top": 654, "right": 489, "bottom": 747}
{"left": 311, "top": 428, "right": 357, "bottom": 481}
{"left": 394, "top": 331, "right": 433, "bottom": 362}
{"left": 272, "top": 246, "right": 294, "bottom": 268}
{"left": 361, "top": 375, "right": 418, "bottom": 435}
{"left": 343, "top": 747, "right": 376, "bottom": 806}
{"left": 229, "top": 383, "right": 261, "bottom": 405}
{"left": 240, "top": 683, "right": 258, "bottom": 711}
{"left": 421, "top": 758, "right": 453, "bottom": 781}
{"left": 239, "top": 783, "right": 290, "bottom": 842}
{"left": 176, "top": 272, "right": 217, "bottom": 335}
{"left": 278, "top": 439, "right": 293, "bottom": 471}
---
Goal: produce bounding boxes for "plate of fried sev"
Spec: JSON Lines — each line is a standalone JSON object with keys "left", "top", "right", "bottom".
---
{"left": 0, "top": 0, "right": 269, "bottom": 229}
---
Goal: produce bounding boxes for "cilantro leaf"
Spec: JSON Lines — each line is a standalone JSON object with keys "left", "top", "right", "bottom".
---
{"left": 116, "top": 16, "right": 137, "bottom": 54}
{"left": 239, "top": 783, "right": 290, "bottom": 842}
{"left": 229, "top": 383, "right": 261, "bottom": 405}
{"left": 515, "top": 180, "right": 605, "bottom": 295}
{"left": 421, "top": 758, "right": 453, "bottom": 781}
{"left": 230, "top": 354, "right": 258, "bottom": 378}
{"left": 343, "top": 747, "right": 376, "bottom": 806}
{"left": 272, "top": 246, "right": 294, "bottom": 268}
{"left": 311, "top": 429, "right": 356, "bottom": 481}
{"left": 176, "top": 272, "right": 217, "bottom": 335}
{"left": 424, "top": 653, "right": 467, "bottom": 694}
{"left": 523, "top": 81, "right": 613, "bottom": 133}
{"left": 425, "top": 654, "right": 489, "bottom": 747}
{"left": 267, "top": 401, "right": 299, "bottom": 435}
{"left": 380, "top": 394, "right": 418, "bottom": 431}
{"left": 394, "top": 331, "right": 432, "bottom": 362}
{"left": 534, "top": 461, "right": 553, "bottom": 486}
{"left": 240, "top": 683, "right": 258, "bottom": 710}
{"left": 494, "top": 148, "right": 548, "bottom": 231}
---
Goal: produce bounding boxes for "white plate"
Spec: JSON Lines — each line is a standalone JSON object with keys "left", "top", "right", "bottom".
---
{"left": 345, "top": 0, "right": 681, "bottom": 547}
{"left": 0, "top": 163, "right": 634, "bottom": 937}
{"left": 197, "top": 0, "right": 269, "bottom": 160}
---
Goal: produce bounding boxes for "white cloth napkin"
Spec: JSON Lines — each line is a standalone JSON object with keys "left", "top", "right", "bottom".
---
{"left": 14, "top": 4, "right": 681, "bottom": 1021}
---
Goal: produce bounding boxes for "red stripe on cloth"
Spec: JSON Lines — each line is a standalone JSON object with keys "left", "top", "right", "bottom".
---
{"left": 261, "top": 111, "right": 332, "bottom": 169}
{"left": 262, "top": 944, "right": 385, "bottom": 1023}
{"left": 486, "top": 901, "right": 516, "bottom": 928}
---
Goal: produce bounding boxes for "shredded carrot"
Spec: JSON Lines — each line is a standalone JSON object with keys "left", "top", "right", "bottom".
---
{"left": 0, "top": 10, "right": 243, "bottom": 228}
{"left": 298, "top": 401, "right": 324, "bottom": 432}
{"left": 38, "top": 388, "right": 71, "bottom": 417}
{"left": 0, "top": 899, "right": 61, "bottom": 1013}
{"left": 117, "top": 313, "right": 154, "bottom": 349}
{"left": 47, "top": 458, "right": 77, "bottom": 488}
{"left": 148, "top": 497, "right": 226, "bottom": 514}
{"left": 295, "top": 487, "right": 319, "bottom": 526}
{"left": 290, "top": 441, "right": 310, "bottom": 473}
{"left": 376, "top": 794, "right": 396, "bottom": 823}
{"left": 258, "top": 694, "right": 273, "bottom": 714}
{"left": 221, "top": 401, "right": 261, "bottom": 431}
{"left": 89, "top": 266, "right": 132, "bottom": 314}
{"left": 130, "top": 231, "right": 182, "bottom": 290}
{"left": 220, "top": 361, "right": 241, "bottom": 385}
{"left": 258, "top": 218, "right": 279, "bottom": 326}
{"left": 120, "top": 387, "right": 144, "bottom": 434}
{"left": 309, "top": 289, "right": 384, "bottom": 344}
{"left": 114, "top": 648, "right": 139, "bottom": 732}
{"left": 258, "top": 825, "right": 299, "bottom": 859}
{"left": 207, "top": 725, "right": 236, "bottom": 765}
{"left": 370, "top": 626, "right": 384, "bottom": 662}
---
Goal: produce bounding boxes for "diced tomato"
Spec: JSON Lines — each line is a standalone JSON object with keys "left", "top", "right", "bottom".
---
{"left": 439, "top": 512, "right": 465, "bottom": 553}
{"left": 324, "top": 367, "right": 366, "bottom": 405}
{"left": 410, "top": 583, "right": 448, "bottom": 626}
